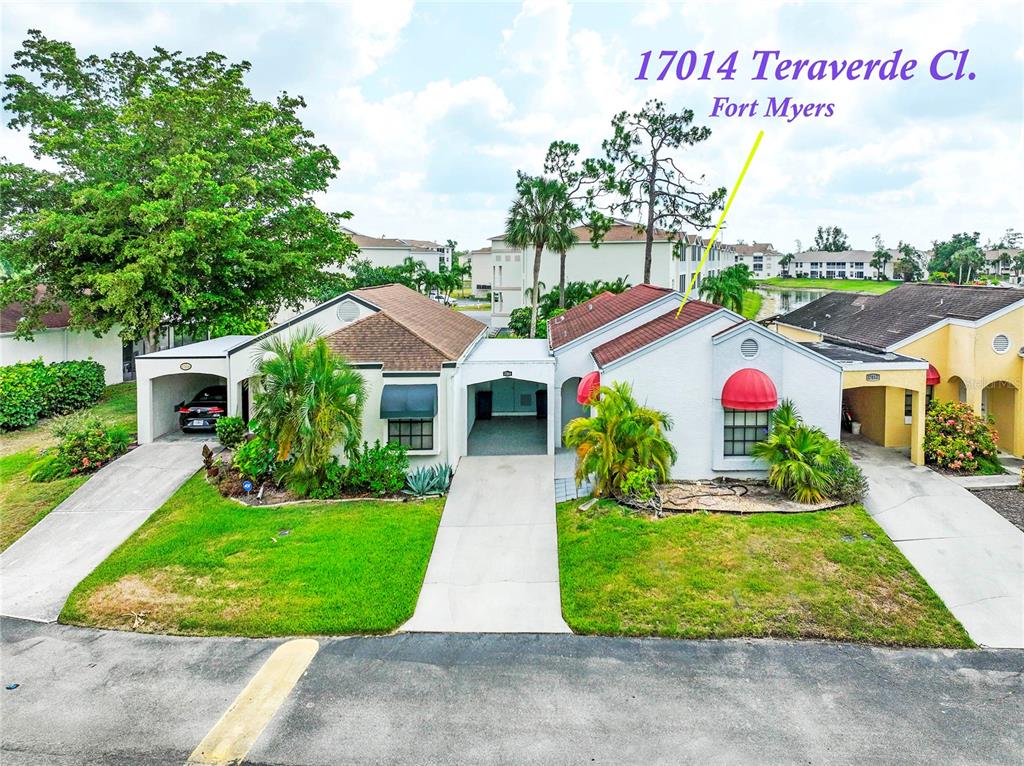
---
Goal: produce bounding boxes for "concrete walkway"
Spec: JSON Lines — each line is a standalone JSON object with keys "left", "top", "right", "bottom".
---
{"left": 403, "top": 455, "right": 571, "bottom": 633}
{"left": 848, "top": 437, "right": 1024, "bottom": 648}
{"left": 0, "top": 441, "right": 208, "bottom": 622}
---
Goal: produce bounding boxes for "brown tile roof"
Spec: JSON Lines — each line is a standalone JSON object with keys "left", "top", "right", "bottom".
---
{"left": 324, "top": 312, "right": 449, "bottom": 371}
{"left": 572, "top": 223, "right": 679, "bottom": 243}
{"left": 343, "top": 228, "right": 443, "bottom": 252}
{"left": 324, "top": 284, "right": 485, "bottom": 370}
{"left": 1, "top": 286, "right": 71, "bottom": 333}
{"left": 734, "top": 242, "right": 776, "bottom": 255}
{"left": 778, "top": 283, "right": 1024, "bottom": 351}
{"left": 548, "top": 284, "right": 674, "bottom": 350}
{"left": 591, "top": 300, "right": 721, "bottom": 367}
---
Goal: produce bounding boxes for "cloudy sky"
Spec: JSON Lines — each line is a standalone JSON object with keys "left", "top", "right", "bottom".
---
{"left": 2, "top": 1, "right": 1021, "bottom": 253}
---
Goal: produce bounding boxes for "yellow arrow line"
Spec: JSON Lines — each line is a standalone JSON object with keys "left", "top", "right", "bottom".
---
{"left": 676, "top": 130, "right": 764, "bottom": 317}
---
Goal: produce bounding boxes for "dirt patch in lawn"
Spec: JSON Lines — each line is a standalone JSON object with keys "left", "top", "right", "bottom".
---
{"left": 84, "top": 571, "right": 197, "bottom": 632}
{"left": 970, "top": 488, "right": 1024, "bottom": 532}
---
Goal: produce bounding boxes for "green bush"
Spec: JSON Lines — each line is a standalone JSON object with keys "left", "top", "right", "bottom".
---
{"left": 232, "top": 436, "right": 278, "bottom": 482}
{"left": 215, "top": 416, "right": 247, "bottom": 449}
{"left": 307, "top": 458, "right": 347, "bottom": 500}
{"left": 827, "top": 449, "right": 868, "bottom": 504}
{"left": 28, "top": 451, "right": 69, "bottom": 482}
{"left": 0, "top": 359, "right": 105, "bottom": 430}
{"left": 620, "top": 466, "right": 658, "bottom": 504}
{"left": 42, "top": 414, "right": 131, "bottom": 479}
{"left": 347, "top": 441, "right": 409, "bottom": 496}
{"left": 43, "top": 360, "right": 105, "bottom": 416}
{"left": 0, "top": 359, "right": 48, "bottom": 429}
{"left": 924, "top": 399, "right": 999, "bottom": 473}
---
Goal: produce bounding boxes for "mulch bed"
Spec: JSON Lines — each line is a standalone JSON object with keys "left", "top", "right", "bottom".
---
{"left": 970, "top": 488, "right": 1024, "bottom": 532}
{"left": 206, "top": 466, "right": 408, "bottom": 506}
{"left": 658, "top": 479, "right": 841, "bottom": 514}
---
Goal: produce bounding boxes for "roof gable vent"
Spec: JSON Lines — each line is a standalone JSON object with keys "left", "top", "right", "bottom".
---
{"left": 992, "top": 334, "right": 1010, "bottom": 354}
{"left": 740, "top": 338, "right": 759, "bottom": 359}
{"left": 337, "top": 301, "right": 360, "bottom": 323}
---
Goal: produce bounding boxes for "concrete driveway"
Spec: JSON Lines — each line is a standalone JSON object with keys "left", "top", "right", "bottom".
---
{"left": 403, "top": 455, "right": 570, "bottom": 633}
{"left": 0, "top": 441, "right": 207, "bottom": 622}
{"left": 849, "top": 437, "right": 1024, "bottom": 648}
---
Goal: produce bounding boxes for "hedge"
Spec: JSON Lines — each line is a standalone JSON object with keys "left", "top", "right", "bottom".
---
{"left": 0, "top": 359, "right": 106, "bottom": 431}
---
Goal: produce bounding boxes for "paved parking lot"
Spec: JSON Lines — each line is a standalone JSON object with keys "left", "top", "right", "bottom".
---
{"left": 2, "top": 618, "right": 1022, "bottom": 765}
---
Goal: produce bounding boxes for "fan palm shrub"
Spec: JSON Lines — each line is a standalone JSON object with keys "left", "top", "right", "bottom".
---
{"left": 563, "top": 381, "right": 677, "bottom": 497}
{"left": 751, "top": 399, "right": 844, "bottom": 503}
{"left": 251, "top": 327, "right": 367, "bottom": 495}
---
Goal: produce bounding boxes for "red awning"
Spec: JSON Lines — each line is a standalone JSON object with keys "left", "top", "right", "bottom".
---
{"left": 577, "top": 371, "right": 601, "bottom": 405}
{"left": 722, "top": 368, "right": 778, "bottom": 411}
{"left": 926, "top": 364, "right": 941, "bottom": 385}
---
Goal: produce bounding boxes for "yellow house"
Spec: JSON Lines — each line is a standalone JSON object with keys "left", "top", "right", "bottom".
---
{"left": 772, "top": 284, "right": 1024, "bottom": 463}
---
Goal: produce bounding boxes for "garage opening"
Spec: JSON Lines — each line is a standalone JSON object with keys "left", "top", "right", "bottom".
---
{"left": 150, "top": 372, "right": 227, "bottom": 442}
{"left": 467, "top": 377, "right": 548, "bottom": 455}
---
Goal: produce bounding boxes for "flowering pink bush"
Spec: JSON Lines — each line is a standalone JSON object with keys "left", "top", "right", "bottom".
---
{"left": 923, "top": 400, "right": 998, "bottom": 473}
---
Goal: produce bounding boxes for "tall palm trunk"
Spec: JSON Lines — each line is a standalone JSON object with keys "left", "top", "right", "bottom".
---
{"left": 559, "top": 251, "right": 567, "bottom": 308}
{"left": 530, "top": 241, "right": 544, "bottom": 338}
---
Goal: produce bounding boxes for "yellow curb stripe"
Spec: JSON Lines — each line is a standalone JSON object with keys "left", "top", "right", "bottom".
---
{"left": 185, "top": 638, "right": 319, "bottom": 765}
{"left": 676, "top": 129, "right": 765, "bottom": 317}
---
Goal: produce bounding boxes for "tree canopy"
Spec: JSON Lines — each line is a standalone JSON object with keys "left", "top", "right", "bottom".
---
{"left": 813, "top": 225, "right": 850, "bottom": 252}
{"left": 928, "top": 232, "right": 981, "bottom": 282}
{"left": 602, "top": 100, "right": 725, "bottom": 282}
{"left": 1, "top": 31, "right": 354, "bottom": 342}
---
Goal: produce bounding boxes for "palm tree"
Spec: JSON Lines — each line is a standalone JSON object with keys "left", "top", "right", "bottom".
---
{"left": 778, "top": 253, "right": 795, "bottom": 277}
{"left": 504, "top": 173, "right": 579, "bottom": 338}
{"left": 563, "top": 380, "right": 677, "bottom": 497}
{"left": 252, "top": 327, "right": 367, "bottom": 494}
{"left": 550, "top": 225, "right": 580, "bottom": 309}
{"left": 698, "top": 265, "right": 753, "bottom": 313}
{"left": 751, "top": 400, "right": 841, "bottom": 503}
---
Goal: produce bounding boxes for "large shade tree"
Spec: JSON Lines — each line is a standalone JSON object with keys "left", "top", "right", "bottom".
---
{"left": 601, "top": 100, "right": 725, "bottom": 283}
{"left": 0, "top": 31, "right": 355, "bottom": 345}
{"left": 813, "top": 226, "right": 850, "bottom": 252}
{"left": 504, "top": 173, "right": 579, "bottom": 338}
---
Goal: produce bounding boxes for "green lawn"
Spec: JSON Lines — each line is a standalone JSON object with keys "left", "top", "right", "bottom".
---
{"left": 0, "top": 382, "right": 137, "bottom": 550}
{"left": 0, "top": 450, "right": 87, "bottom": 551}
{"left": 62, "top": 475, "right": 444, "bottom": 636}
{"left": 741, "top": 291, "right": 762, "bottom": 319}
{"left": 557, "top": 500, "right": 972, "bottom": 647}
{"left": 453, "top": 303, "right": 491, "bottom": 312}
{"left": 759, "top": 277, "right": 901, "bottom": 295}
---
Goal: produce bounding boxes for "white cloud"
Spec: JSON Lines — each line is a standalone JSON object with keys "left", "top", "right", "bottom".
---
{"left": 346, "top": 0, "right": 415, "bottom": 80}
{"left": 632, "top": 1, "right": 672, "bottom": 27}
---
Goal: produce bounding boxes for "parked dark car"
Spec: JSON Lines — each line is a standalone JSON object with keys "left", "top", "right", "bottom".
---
{"left": 176, "top": 385, "right": 228, "bottom": 431}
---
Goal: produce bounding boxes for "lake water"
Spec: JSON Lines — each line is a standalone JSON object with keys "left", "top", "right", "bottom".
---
{"left": 756, "top": 287, "right": 828, "bottom": 317}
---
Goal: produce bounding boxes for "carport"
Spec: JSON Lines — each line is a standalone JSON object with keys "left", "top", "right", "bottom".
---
{"left": 455, "top": 339, "right": 556, "bottom": 457}
{"left": 134, "top": 335, "right": 253, "bottom": 443}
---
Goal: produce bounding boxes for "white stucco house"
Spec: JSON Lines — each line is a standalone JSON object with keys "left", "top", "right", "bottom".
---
{"left": 485, "top": 221, "right": 736, "bottom": 328}
{"left": 135, "top": 283, "right": 841, "bottom": 484}
{"left": 2, "top": 295, "right": 125, "bottom": 384}
{"left": 341, "top": 227, "right": 452, "bottom": 272}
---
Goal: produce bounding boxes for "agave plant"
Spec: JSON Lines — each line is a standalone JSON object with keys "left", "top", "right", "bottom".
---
{"left": 403, "top": 463, "right": 454, "bottom": 497}
{"left": 751, "top": 400, "right": 842, "bottom": 503}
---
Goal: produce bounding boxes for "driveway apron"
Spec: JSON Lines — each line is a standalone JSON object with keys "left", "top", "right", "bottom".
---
{"left": 849, "top": 438, "right": 1024, "bottom": 648}
{"left": 0, "top": 441, "right": 207, "bottom": 622}
{"left": 403, "top": 454, "right": 571, "bottom": 633}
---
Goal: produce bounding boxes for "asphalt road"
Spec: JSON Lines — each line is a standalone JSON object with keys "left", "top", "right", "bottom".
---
{"left": 1, "top": 618, "right": 1022, "bottom": 765}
